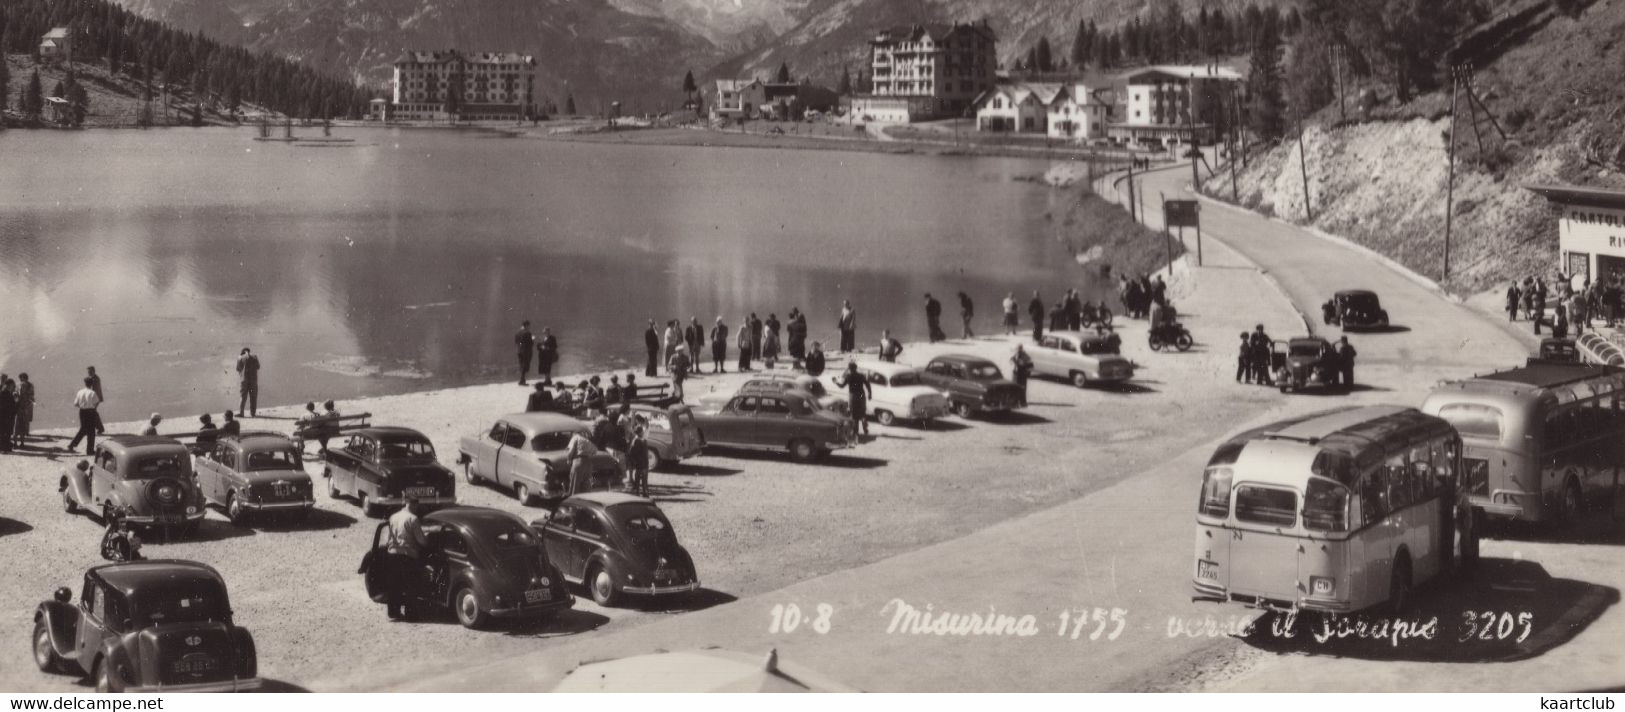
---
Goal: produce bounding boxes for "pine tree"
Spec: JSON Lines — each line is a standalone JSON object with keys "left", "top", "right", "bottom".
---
{"left": 1035, "top": 37, "right": 1054, "bottom": 73}
{"left": 775, "top": 61, "right": 791, "bottom": 83}
{"left": 682, "top": 69, "right": 696, "bottom": 95}
{"left": 0, "top": 54, "right": 10, "bottom": 112}
{"left": 1246, "top": 14, "right": 1286, "bottom": 140}
{"left": 1070, "top": 21, "right": 1089, "bottom": 69}
{"left": 65, "top": 76, "right": 88, "bottom": 125}
{"left": 23, "top": 69, "right": 43, "bottom": 117}
{"left": 564, "top": 94, "right": 576, "bottom": 115}
{"left": 837, "top": 65, "right": 852, "bottom": 96}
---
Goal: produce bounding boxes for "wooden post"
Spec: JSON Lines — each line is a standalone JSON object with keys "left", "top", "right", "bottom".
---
{"left": 1197, "top": 219, "right": 1204, "bottom": 267}
{"left": 1188, "top": 72, "right": 1200, "bottom": 192}
{"left": 1126, "top": 162, "right": 1137, "bottom": 222}
{"left": 1444, "top": 67, "right": 1461, "bottom": 284}
{"left": 1229, "top": 85, "right": 1240, "bottom": 202}
{"left": 1296, "top": 116, "right": 1314, "bottom": 222}
{"left": 1464, "top": 63, "right": 1485, "bottom": 154}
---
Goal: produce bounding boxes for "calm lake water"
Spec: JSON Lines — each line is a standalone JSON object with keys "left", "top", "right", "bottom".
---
{"left": 0, "top": 127, "right": 1100, "bottom": 427}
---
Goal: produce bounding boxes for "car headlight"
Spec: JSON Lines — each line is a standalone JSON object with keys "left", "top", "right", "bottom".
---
{"left": 186, "top": 505, "right": 198, "bottom": 514}
{"left": 1310, "top": 576, "right": 1335, "bottom": 596}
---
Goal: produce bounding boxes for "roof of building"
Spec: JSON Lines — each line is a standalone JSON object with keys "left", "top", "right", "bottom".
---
{"left": 1525, "top": 184, "right": 1625, "bottom": 211}
{"left": 975, "top": 81, "right": 1108, "bottom": 110}
{"left": 1123, "top": 65, "right": 1243, "bottom": 83}
{"left": 872, "top": 21, "right": 995, "bottom": 45}
{"left": 42, "top": 27, "right": 70, "bottom": 40}
{"left": 394, "top": 50, "right": 535, "bottom": 66}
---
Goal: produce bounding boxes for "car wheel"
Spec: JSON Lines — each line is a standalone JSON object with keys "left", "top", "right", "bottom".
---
{"left": 589, "top": 566, "right": 622, "bottom": 607}
{"left": 1070, "top": 371, "right": 1090, "bottom": 389}
{"left": 1175, "top": 333, "right": 1194, "bottom": 351}
{"left": 93, "top": 657, "right": 123, "bottom": 693}
{"left": 514, "top": 483, "right": 532, "bottom": 506}
{"left": 62, "top": 488, "right": 78, "bottom": 515}
{"left": 33, "top": 620, "right": 65, "bottom": 674}
{"left": 359, "top": 493, "right": 379, "bottom": 518}
{"left": 454, "top": 587, "right": 488, "bottom": 629}
{"left": 226, "top": 493, "right": 248, "bottom": 526}
{"left": 327, "top": 475, "right": 341, "bottom": 500}
{"left": 1100, "top": 309, "right": 1113, "bottom": 327}
{"left": 1561, "top": 478, "right": 1583, "bottom": 525}
{"left": 1387, "top": 555, "right": 1413, "bottom": 614}
{"left": 463, "top": 461, "right": 478, "bottom": 485}
{"left": 875, "top": 410, "right": 896, "bottom": 426}
{"left": 952, "top": 402, "right": 974, "bottom": 419}
{"left": 789, "top": 438, "right": 816, "bottom": 462}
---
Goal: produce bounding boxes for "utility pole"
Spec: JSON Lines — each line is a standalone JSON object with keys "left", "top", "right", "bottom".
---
{"left": 1444, "top": 66, "right": 1461, "bottom": 284}
{"left": 1228, "top": 83, "right": 1240, "bottom": 202}
{"left": 1188, "top": 71, "right": 1200, "bottom": 191}
{"left": 1331, "top": 45, "right": 1346, "bottom": 122}
{"left": 1295, "top": 111, "right": 1314, "bottom": 222}
{"left": 1126, "top": 161, "right": 1138, "bottom": 223}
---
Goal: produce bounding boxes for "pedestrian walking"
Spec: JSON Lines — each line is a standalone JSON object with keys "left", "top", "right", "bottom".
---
{"left": 1236, "top": 332, "right": 1252, "bottom": 383}
{"left": 86, "top": 367, "right": 105, "bottom": 435}
{"left": 1002, "top": 292, "right": 1018, "bottom": 336}
{"left": 833, "top": 362, "right": 873, "bottom": 436}
{"left": 515, "top": 321, "right": 536, "bottom": 385}
{"left": 537, "top": 328, "right": 558, "bottom": 384}
{"left": 67, "top": 377, "right": 102, "bottom": 455}
{"left": 235, "top": 347, "right": 261, "bottom": 417}
{"left": 1506, "top": 282, "right": 1522, "bottom": 322}
{"left": 1011, "top": 345, "right": 1034, "bottom": 407}
{"left": 13, "top": 373, "right": 34, "bottom": 447}
{"left": 1333, "top": 336, "right": 1358, "bottom": 388}
{"left": 737, "top": 319, "right": 753, "bottom": 372}
{"left": 710, "top": 317, "right": 729, "bottom": 374}
{"left": 924, "top": 293, "right": 945, "bottom": 342}
{"left": 626, "top": 425, "right": 651, "bottom": 497}
{"left": 644, "top": 320, "right": 660, "bottom": 377}
{"left": 1027, "top": 291, "right": 1045, "bottom": 342}
{"left": 838, "top": 300, "right": 857, "bottom": 353}
{"left": 958, "top": 292, "right": 975, "bottom": 339}
{"left": 879, "top": 330, "right": 904, "bottom": 363}
{"left": 806, "top": 342, "right": 827, "bottom": 377}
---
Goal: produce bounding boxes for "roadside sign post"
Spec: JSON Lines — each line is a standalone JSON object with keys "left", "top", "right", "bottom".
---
{"left": 1164, "top": 199, "right": 1202, "bottom": 267}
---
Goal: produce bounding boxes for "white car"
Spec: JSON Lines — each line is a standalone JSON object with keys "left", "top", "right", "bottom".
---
{"left": 825, "top": 362, "right": 952, "bottom": 426}
{"left": 1028, "top": 330, "right": 1135, "bottom": 388}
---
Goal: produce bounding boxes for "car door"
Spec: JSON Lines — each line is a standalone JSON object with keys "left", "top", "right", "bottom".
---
{"left": 496, "top": 424, "right": 527, "bottom": 488}
{"left": 756, "top": 396, "right": 794, "bottom": 447}
{"left": 73, "top": 579, "right": 109, "bottom": 665}
{"left": 922, "top": 361, "right": 952, "bottom": 392}
{"left": 715, "top": 396, "right": 759, "bottom": 445}
{"left": 336, "top": 436, "right": 367, "bottom": 495}
{"left": 90, "top": 449, "right": 117, "bottom": 506}
{"left": 203, "top": 445, "right": 228, "bottom": 504}
{"left": 571, "top": 508, "right": 611, "bottom": 584}
{"left": 1031, "top": 336, "right": 1059, "bottom": 376}
{"left": 541, "top": 506, "right": 579, "bottom": 580}
{"left": 467, "top": 423, "right": 505, "bottom": 482}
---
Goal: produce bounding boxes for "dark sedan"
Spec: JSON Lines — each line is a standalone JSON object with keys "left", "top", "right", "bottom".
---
{"left": 532, "top": 492, "right": 699, "bottom": 608}
{"left": 1322, "top": 289, "right": 1389, "bottom": 330}
{"left": 920, "top": 355, "right": 1026, "bottom": 418}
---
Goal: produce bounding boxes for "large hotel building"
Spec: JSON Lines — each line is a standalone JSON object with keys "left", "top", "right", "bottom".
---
{"left": 851, "top": 21, "right": 998, "bottom": 123}
{"left": 385, "top": 50, "right": 537, "bottom": 121}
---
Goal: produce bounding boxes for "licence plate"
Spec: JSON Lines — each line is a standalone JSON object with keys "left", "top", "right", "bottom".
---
{"left": 1196, "top": 560, "right": 1218, "bottom": 580}
{"left": 273, "top": 484, "right": 294, "bottom": 497}
{"left": 172, "top": 654, "right": 217, "bottom": 676}
{"left": 404, "top": 486, "right": 437, "bottom": 498}
{"left": 524, "top": 589, "right": 551, "bottom": 603}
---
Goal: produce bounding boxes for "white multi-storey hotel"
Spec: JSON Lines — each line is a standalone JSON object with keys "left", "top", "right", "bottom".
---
{"left": 386, "top": 50, "right": 536, "bottom": 122}
{"left": 851, "top": 21, "right": 997, "bottom": 123}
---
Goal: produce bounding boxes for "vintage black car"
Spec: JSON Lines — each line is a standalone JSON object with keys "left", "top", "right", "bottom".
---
{"left": 920, "top": 354, "right": 1026, "bottom": 418}
{"left": 1271, "top": 337, "right": 1340, "bottom": 393}
{"left": 1538, "top": 337, "right": 1581, "bottom": 363}
{"left": 532, "top": 492, "right": 699, "bottom": 608}
{"left": 60, "top": 436, "right": 206, "bottom": 534}
{"left": 32, "top": 560, "right": 260, "bottom": 692}
{"left": 1322, "top": 289, "right": 1390, "bottom": 330}
{"left": 358, "top": 507, "right": 573, "bottom": 629}
{"left": 323, "top": 427, "right": 455, "bottom": 517}
{"left": 193, "top": 432, "right": 315, "bottom": 525}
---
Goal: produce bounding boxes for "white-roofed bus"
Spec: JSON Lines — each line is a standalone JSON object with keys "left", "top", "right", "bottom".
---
{"left": 1422, "top": 361, "right": 1625, "bottom": 527}
{"left": 1192, "top": 406, "right": 1479, "bottom": 613}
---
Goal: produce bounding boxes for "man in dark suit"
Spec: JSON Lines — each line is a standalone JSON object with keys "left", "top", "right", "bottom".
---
{"left": 710, "top": 317, "right": 729, "bottom": 374}
{"left": 924, "top": 293, "right": 945, "bottom": 343}
{"left": 644, "top": 320, "right": 660, "bottom": 377}
{"left": 536, "top": 328, "right": 558, "bottom": 385}
{"left": 515, "top": 321, "right": 535, "bottom": 385}
{"left": 1028, "top": 291, "right": 1045, "bottom": 343}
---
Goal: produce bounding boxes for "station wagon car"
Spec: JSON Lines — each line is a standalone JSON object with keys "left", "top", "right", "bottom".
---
{"left": 1272, "top": 338, "right": 1339, "bottom": 393}
{"left": 323, "top": 427, "right": 455, "bottom": 517}
{"left": 532, "top": 492, "right": 700, "bottom": 607}
{"left": 1028, "top": 330, "right": 1136, "bottom": 388}
{"left": 823, "top": 362, "right": 950, "bottom": 426}
{"left": 457, "top": 413, "right": 624, "bottom": 505}
{"left": 32, "top": 560, "right": 260, "bottom": 692}
{"left": 358, "top": 507, "right": 573, "bottom": 629}
{"left": 691, "top": 389, "right": 857, "bottom": 461}
{"left": 193, "top": 432, "right": 314, "bottom": 525}
{"left": 920, "top": 355, "right": 1026, "bottom": 419}
{"left": 1322, "top": 289, "right": 1390, "bottom": 330}
{"left": 627, "top": 403, "right": 707, "bottom": 468}
{"left": 60, "top": 436, "right": 205, "bottom": 533}
{"left": 698, "top": 373, "right": 848, "bottom": 415}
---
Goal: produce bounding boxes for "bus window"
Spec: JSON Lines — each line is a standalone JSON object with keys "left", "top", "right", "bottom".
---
{"left": 1303, "top": 479, "right": 1350, "bottom": 532}
{"left": 1359, "top": 468, "right": 1389, "bottom": 526}
{"left": 1410, "top": 444, "right": 1434, "bottom": 499}
{"left": 1198, "top": 467, "right": 1233, "bottom": 518}
{"left": 1544, "top": 408, "right": 1577, "bottom": 451}
{"left": 1234, "top": 485, "right": 1296, "bottom": 527}
{"left": 1436, "top": 404, "right": 1503, "bottom": 439}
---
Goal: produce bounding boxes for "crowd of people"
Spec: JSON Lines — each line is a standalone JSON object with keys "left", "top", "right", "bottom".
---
{"left": 1506, "top": 273, "right": 1625, "bottom": 339}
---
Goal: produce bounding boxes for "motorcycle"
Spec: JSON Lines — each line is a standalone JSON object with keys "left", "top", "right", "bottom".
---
{"left": 1082, "top": 303, "right": 1114, "bottom": 330}
{"left": 1148, "top": 322, "right": 1194, "bottom": 352}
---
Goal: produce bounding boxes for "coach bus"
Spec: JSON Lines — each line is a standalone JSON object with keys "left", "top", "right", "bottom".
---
{"left": 1422, "top": 361, "right": 1625, "bottom": 526}
{"left": 1192, "top": 406, "right": 1477, "bottom": 613}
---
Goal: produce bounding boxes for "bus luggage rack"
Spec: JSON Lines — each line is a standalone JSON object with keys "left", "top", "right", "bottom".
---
{"left": 1577, "top": 332, "right": 1625, "bottom": 366}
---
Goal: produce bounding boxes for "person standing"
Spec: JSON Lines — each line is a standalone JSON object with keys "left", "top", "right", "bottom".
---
{"left": 86, "top": 367, "right": 106, "bottom": 435}
{"left": 806, "top": 342, "right": 827, "bottom": 377}
{"left": 662, "top": 320, "right": 681, "bottom": 368}
{"left": 384, "top": 498, "right": 428, "bottom": 620}
{"left": 737, "top": 318, "right": 753, "bottom": 372}
{"left": 0, "top": 378, "right": 15, "bottom": 454}
{"left": 788, "top": 309, "right": 808, "bottom": 364}
{"left": 1236, "top": 333, "right": 1253, "bottom": 384}
{"left": 319, "top": 401, "right": 341, "bottom": 457}
{"left": 749, "top": 313, "right": 764, "bottom": 364}
{"left": 1065, "top": 290, "right": 1082, "bottom": 331}
{"left": 235, "top": 347, "right": 261, "bottom": 417}
{"left": 537, "top": 328, "right": 559, "bottom": 385}
{"left": 68, "top": 377, "right": 102, "bottom": 455}
{"left": 761, "top": 316, "right": 782, "bottom": 367}
{"left": 958, "top": 292, "right": 975, "bottom": 339}
{"left": 879, "top": 330, "right": 904, "bottom": 363}
{"left": 924, "top": 293, "right": 945, "bottom": 343}
{"left": 711, "top": 317, "right": 729, "bottom": 374}
{"left": 1002, "top": 292, "right": 1018, "bottom": 336}
{"left": 1028, "top": 291, "right": 1045, "bottom": 343}
{"left": 142, "top": 413, "right": 163, "bottom": 437}
{"left": 624, "top": 374, "right": 640, "bottom": 405}
{"left": 668, "top": 346, "right": 692, "bottom": 402}
{"left": 833, "top": 362, "right": 873, "bottom": 436}
{"left": 565, "top": 429, "right": 600, "bottom": 496}
{"left": 838, "top": 300, "right": 857, "bottom": 354}
{"left": 1506, "top": 282, "right": 1522, "bottom": 322}
{"left": 195, "top": 414, "right": 220, "bottom": 453}
{"left": 526, "top": 383, "right": 554, "bottom": 412}
{"left": 626, "top": 425, "right": 651, "bottom": 498}
{"left": 221, "top": 410, "right": 241, "bottom": 437}
{"left": 644, "top": 320, "right": 661, "bottom": 377}
{"left": 1152, "top": 276, "right": 1168, "bottom": 306}
{"left": 1569, "top": 292, "right": 1587, "bottom": 336}
{"left": 1333, "top": 336, "right": 1358, "bottom": 388}
{"left": 1010, "top": 345, "right": 1034, "bottom": 407}
{"left": 1250, "top": 325, "right": 1274, "bottom": 386}
{"left": 515, "top": 321, "right": 536, "bottom": 386}
{"left": 686, "top": 317, "right": 705, "bottom": 361}
{"left": 13, "top": 373, "right": 34, "bottom": 447}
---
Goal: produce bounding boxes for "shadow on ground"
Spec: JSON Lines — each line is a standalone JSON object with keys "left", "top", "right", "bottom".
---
{"left": 0, "top": 517, "right": 34, "bottom": 537}
{"left": 1239, "top": 558, "right": 1618, "bottom": 662}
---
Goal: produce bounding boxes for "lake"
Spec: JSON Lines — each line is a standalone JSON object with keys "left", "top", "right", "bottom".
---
{"left": 0, "top": 126, "right": 1102, "bottom": 427}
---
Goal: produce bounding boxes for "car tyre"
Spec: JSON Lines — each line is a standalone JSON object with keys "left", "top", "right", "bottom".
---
{"left": 952, "top": 402, "right": 974, "bottom": 419}
{"left": 33, "top": 620, "right": 65, "bottom": 674}
{"left": 463, "top": 461, "right": 479, "bottom": 485}
{"left": 226, "top": 493, "right": 248, "bottom": 526}
{"left": 327, "top": 472, "right": 341, "bottom": 500}
{"left": 514, "top": 483, "right": 532, "bottom": 507}
{"left": 62, "top": 488, "right": 78, "bottom": 515}
{"left": 875, "top": 410, "right": 896, "bottom": 426}
{"left": 589, "top": 566, "right": 622, "bottom": 608}
{"left": 360, "top": 493, "right": 379, "bottom": 518}
{"left": 1387, "top": 556, "right": 1413, "bottom": 614}
{"left": 788, "top": 438, "right": 817, "bottom": 462}
{"left": 453, "top": 587, "right": 488, "bottom": 629}
{"left": 93, "top": 657, "right": 123, "bottom": 694}
{"left": 1070, "top": 371, "right": 1090, "bottom": 388}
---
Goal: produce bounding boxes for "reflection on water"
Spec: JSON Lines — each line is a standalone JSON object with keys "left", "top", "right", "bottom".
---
{"left": 0, "top": 127, "right": 1104, "bottom": 427}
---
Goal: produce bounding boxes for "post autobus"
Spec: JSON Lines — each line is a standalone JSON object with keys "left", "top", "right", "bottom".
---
{"left": 1422, "top": 361, "right": 1625, "bottom": 526}
{"left": 1192, "top": 405, "right": 1478, "bottom": 613}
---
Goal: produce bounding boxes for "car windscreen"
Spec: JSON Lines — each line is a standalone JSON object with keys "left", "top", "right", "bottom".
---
{"left": 131, "top": 586, "right": 228, "bottom": 627}
{"left": 1289, "top": 343, "right": 1323, "bottom": 357}
{"left": 129, "top": 454, "right": 188, "bottom": 479}
{"left": 245, "top": 449, "right": 301, "bottom": 471}
{"left": 1343, "top": 293, "right": 1380, "bottom": 310}
{"left": 1234, "top": 485, "right": 1298, "bottom": 527}
{"left": 888, "top": 372, "right": 922, "bottom": 387}
{"left": 966, "top": 363, "right": 1003, "bottom": 380}
{"left": 1434, "top": 403, "right": 1503, "bottom": 440}
{"left": 377, "top": 437, "right": 434, "bottom": 460}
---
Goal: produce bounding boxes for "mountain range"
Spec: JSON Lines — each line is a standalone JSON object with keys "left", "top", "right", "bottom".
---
{"left": 110, "top": 0, "right": 1282, "bottom": 109}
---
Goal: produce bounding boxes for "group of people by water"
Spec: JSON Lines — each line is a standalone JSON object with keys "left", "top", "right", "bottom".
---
{"left": 1506, "top": 273, "right": 1625, "bottom": 339}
